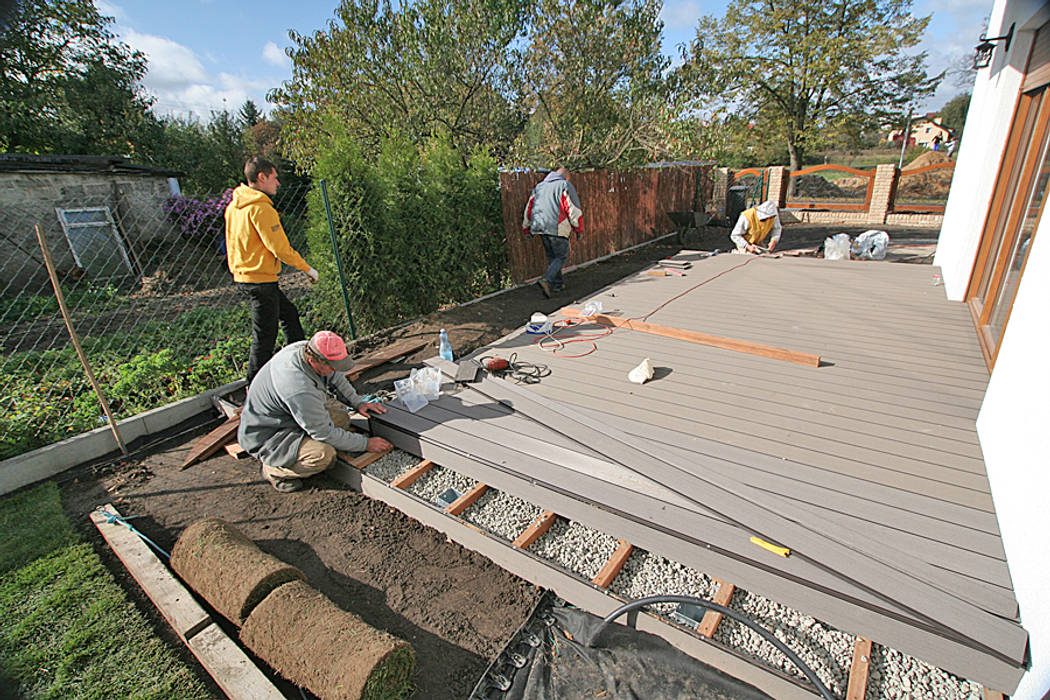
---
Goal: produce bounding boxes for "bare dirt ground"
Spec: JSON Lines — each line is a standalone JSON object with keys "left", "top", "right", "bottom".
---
{"left": 57, "top": 222, "right": 938, "bottom": 699}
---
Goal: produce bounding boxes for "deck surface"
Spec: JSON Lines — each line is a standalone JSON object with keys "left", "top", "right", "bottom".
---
{"left": 373, "top": 253, "right": 1025, "bottom": 693}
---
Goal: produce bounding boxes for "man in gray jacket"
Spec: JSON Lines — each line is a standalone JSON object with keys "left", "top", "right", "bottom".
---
{"left": 238, "top": 330, "right": 391, "bottom": 492}
{"left": 521, "top": 167, "right": 584, "bottom": 297}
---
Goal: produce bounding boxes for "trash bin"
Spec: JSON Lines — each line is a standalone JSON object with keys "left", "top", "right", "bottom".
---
{"left": 727, "top": 185, "right": 749, "bottom": 226}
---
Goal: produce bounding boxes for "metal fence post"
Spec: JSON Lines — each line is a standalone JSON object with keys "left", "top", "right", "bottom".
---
{"left": 320, "top": 179, "right": 356, "bottom": 340}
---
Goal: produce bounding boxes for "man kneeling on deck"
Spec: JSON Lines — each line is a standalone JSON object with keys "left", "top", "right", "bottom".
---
{"left": 730, "top": 200, "right": 782, "bottom": 254}
{"left": 239, "top": 330, "right": 392, "bottom": 493}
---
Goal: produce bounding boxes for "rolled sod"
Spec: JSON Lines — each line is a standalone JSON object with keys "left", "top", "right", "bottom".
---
{"left": 170, "top": 518, "right": 304, "bottom": 625}
{"left": 241, "top": 580, "right": 414, "bottom": 700}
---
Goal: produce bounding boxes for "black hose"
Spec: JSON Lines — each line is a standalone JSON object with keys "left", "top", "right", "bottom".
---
{"left": 595, "top": 595, "right": 839, "bottom": 700}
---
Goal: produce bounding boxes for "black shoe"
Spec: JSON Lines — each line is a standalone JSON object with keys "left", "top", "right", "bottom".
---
{"left": 537, "top": 279, "right": 552, "bottom": 298}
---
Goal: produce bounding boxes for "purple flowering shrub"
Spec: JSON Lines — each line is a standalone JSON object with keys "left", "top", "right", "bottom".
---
{"left": 163, "top": 189, "right": 233, "bottom": 246}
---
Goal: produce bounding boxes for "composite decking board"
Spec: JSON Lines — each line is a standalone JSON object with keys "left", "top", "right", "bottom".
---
{"left": 532, "top": 380, "right": 994, "bottom": 500}
{"left": 450, "top": 389, "right": 1002, "bottom": 540}
{"left": 370, "top": 409, "right": 1026, "bottom": 691}
{"left": 520, "top": 353, "right": 985, "bottom": 462}
{"left": 374, "top": 403, "right": 993, "bottom": 624}
{"left": 442, "top": 391, "right": 1007, "bottom": 574}
{"left": 426, "top": 364, "right": 1025, "bottom": 660}
{"left": 529, "top": 345, "right": 983, "bottom": 448}
{"left": 500, "top": 328, "right": 984, "bottom": 422}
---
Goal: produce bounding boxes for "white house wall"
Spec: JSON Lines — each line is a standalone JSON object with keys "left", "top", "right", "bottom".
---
{"left": 938, "top": 1, "right": 1050, "bottom": 698}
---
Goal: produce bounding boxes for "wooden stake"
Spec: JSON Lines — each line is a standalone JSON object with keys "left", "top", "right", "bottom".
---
{"left": 35, "top": 224, "right": 128, "bottom": 455}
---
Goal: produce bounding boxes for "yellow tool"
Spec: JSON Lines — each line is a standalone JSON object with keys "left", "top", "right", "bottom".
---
{"left": 750, "top": 536, "right": 790, "bottom": 558}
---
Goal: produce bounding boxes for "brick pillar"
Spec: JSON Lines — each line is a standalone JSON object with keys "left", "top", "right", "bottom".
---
{"left": 712, "top": 167, "right": 730, "bottom": 223}
{"left": 766, "top": 166, "right": 789, "bottom": 207}
{"left": 868, "top": 164, "right": 899, "bottom": 224}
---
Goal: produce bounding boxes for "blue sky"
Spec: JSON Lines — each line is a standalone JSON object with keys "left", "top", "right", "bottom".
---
{"left": 95, "top": 0, "right": 990, "bottom": 121}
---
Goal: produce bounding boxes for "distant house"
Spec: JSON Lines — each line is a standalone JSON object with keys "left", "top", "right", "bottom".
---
{"left": 935, "top": 0, "right": 1050, "bottom": 698}
{"left": 886, "top": 114, "right": 955, "bottom": 148}
{"left": 0, "top": 154, "right": 181, "bottom": 295}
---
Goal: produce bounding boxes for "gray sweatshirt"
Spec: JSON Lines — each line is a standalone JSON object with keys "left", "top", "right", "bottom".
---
{"left": 238, "top": 341, "right": 368, "bottom": 467}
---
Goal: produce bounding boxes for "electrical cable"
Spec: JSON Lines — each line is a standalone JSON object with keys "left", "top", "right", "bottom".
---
{"left": 475, "top": 352, "right": 552, "bottom": 384}
{"left": 595, "top": 595, "right": 839, "bottom": 700}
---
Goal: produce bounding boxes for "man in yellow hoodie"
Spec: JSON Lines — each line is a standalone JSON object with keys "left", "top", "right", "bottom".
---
{"left": 226, "top": 157, "right": 319, "bottom": 381}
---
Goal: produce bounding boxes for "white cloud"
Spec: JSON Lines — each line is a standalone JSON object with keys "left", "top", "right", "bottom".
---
{"left": 123, "top": 28, "right": 209, "bottom": 88}
{"left": 94, "top": 0, "right": 127, "bottom": 22}
{"left": 262, "top": 41, "right": 290, "bottom": 68}
{"left": 660, "top": 0, "right": 702, "bottom": 30}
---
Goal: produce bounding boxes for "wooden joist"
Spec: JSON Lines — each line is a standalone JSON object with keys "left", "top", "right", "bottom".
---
{"left": 591, "top": 540, "right": 633, "bottom": 588}
{"left": 347, "top": 338, "right": 428, "bottom": 380}
{"left": 445, "top": 483, "right": 489, "bottom": 516}
{"left": 560, "top": 307, "right": 821, "bottom": 367}
{"left": 180, "top": 415, "right": 240, "bottom": 469}
{"left": 846, "top": 637, "right": 873, "bottom": 700}
{"left": 513, "top": 511, "right": 558, "bottom": 549}
{"left": 697, "top": 580, "right": 736, "bottom": 638}
{"left": 390, "top": 459, "right": 434, "bottom": 489}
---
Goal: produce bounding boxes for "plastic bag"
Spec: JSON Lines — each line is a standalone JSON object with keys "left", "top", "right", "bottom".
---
{"left": 410, "top": 366, "right": 442, "bottom": 400}
{"left": 394, "top": 378, "right": 428, "bottom": 413}
{"left": 823, "top": 233, "right": 852, "bottom": 261}
{"left": 852, "top": 230, "right": 890, "bottom": 260}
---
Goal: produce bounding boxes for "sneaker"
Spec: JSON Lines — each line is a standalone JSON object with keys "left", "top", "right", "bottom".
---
{"left": 269, "top": 477, "right": 303, "bottom": 493}
{"left": 537, "top": 279, "right": 552, "bottom": 298}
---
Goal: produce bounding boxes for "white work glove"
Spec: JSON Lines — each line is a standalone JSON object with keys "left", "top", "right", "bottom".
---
{"left": 305, "top": 267, "right": 319, "bottom": 284}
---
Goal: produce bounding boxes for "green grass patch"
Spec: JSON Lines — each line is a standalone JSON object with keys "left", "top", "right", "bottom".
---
{"left": 0, "top": 486, "right": 213, "bottom": 699}
{"left": 0, "top": 483, "right": 78, "bottom": 575}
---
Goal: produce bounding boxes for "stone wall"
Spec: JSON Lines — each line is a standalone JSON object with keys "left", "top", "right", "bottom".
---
{"left": 0, "top": 171, "right": 175, "bottom": 296}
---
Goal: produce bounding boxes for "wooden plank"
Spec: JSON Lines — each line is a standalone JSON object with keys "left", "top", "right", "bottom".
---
{"left": 591, "top": 540, "right": 633, "bottom": 588}
{"left": 513, "top": 511, "right": 558, "bottom": 549}
{"left": 346, "top": 338, "right": 428, "bottom": 380}
{"left": 983, "top": 688, "right": 1006, "bottom": 700}
{"left": 224, "top": 441, "right": 248, "bottom": 459}
{"left": 340, "top": 446, "right": 394, "bottom": 470}
{"left": 210, "top": 395, "right": 241, "bottom": 419}
{"left": 186, "top": 623, "right": 284, "bottom": 700}
{"left": 697, "top": 580, "right": 736, "bottom": 638}
{"left": 445, "top": 482, "right": 489, "bottom": 516}
{"left": 90, "top": 504, "right": 210, "bottom": 640}
{"left": 560, "top": 307, "right": 821, "bottom": 367}
{"left": 390, "top": 458, "right": 433, "bottom": 489}
{"left": 180, "top": 415, "right": 239, "bottom": 469}
{"left": 846, "top": 637, "right": 873, "bottom": 700}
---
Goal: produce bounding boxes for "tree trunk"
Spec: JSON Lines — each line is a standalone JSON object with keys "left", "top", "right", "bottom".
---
{"left": 787, "top": 141, "right": 802, "bottom": 198}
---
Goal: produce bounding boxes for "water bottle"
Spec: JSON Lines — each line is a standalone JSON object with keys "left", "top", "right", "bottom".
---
{"left": 438, "top": 329, "right": 454, "bottom": 361}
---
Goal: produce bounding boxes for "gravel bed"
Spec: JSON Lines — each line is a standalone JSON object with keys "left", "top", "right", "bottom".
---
{"left": 530, "top": 519, "right": 619, "bottom": 579}
{"left": 363, "top": 449, "right": 421, "bottom": 482}
{"left": 712, "top": 588, "right": 853, "bottom": 696}
{"left": 866, "top": 644, "right": 981, "bottom": 700}
{"left": 405, "top": 465, "right": 478, "bottom": 506}
{"left": 607, "top": 549, "right": 718, "bottom": 613}
{"left": 461, "top": 489, "right": 543, "bottom": 542}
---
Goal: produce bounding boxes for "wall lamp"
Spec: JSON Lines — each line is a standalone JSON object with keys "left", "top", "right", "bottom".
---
{"left": 974, "top": 23, "right": 1015, "bottom": 69}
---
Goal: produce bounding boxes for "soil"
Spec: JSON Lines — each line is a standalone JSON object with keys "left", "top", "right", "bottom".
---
{"left": 56, "top": 223, "right": 938, "bottom": 699}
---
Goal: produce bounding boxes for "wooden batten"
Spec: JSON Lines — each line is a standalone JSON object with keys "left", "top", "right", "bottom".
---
{"left": 697, "top": 580, "right": 736, "bottom": 638}
{"left": 390, "top": 459, "right": 434, "bottom": 489}
{"left": 513, "top": 511, "right": 558, "bottom": 549}
{"left": 445, "top": 482, "right": 489, "bottom": 515}
{"left": 342, "top": 446, "right": 394, "bottom": 470}
{"left": 591, "top": 540, "right": 633, "bottom": 588}
{"left": 846, "top": 637, "right": 873, "bottom": 700}
{"left": 181, "top": 415, "right": 240, "bottom": 469}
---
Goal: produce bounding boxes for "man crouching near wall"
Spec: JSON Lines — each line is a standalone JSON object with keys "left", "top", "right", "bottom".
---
{"left": 238, "top": 330, "right": 392, "bottom": 493}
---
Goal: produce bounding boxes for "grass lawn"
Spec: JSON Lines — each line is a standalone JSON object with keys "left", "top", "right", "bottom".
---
{"left": 0, "top": 482, "right": 213, "bottom": 698}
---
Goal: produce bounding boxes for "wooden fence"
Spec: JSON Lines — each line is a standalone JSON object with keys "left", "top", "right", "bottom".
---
{"left": 500, "top": 165, "right": 713, "bottom": 282}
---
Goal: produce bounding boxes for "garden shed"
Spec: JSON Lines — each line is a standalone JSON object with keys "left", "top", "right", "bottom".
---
{"left": 0, "top": 154, "right": 181, "bottom": 295}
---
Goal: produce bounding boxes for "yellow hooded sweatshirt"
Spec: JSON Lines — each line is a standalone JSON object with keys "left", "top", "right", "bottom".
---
{"left": 225, "top": 184, "right": 310, "bottom": 283}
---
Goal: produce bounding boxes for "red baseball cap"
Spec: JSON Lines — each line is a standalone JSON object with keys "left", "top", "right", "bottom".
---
{"left": 307, "top": 330, "right": 355, "bottom": 371}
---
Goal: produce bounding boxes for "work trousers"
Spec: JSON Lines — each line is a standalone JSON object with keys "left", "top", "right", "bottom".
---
{"left": 541, "top": 234, "right": 570, "bottom": 292}
{"left": 236, "top": 281, "right": 305, "bottom": 382}
{"left": 262, "top": 400, "right": 352, "bottom": 482}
